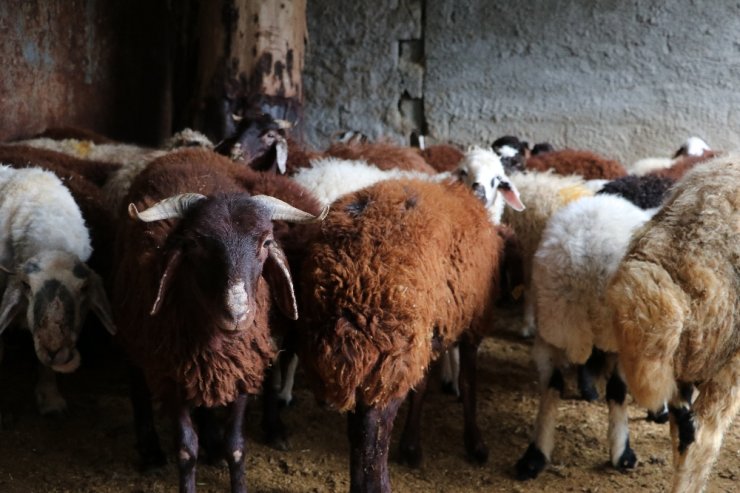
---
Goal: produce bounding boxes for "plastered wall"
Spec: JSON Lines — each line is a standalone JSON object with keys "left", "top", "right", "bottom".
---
{"left": 304, "top": 0, "right": 740, "bottom": 163}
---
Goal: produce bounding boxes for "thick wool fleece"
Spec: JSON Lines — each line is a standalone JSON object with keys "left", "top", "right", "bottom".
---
{"left": 299, "top": 178, "right": 502, "bottom": 411}
{"left": 526, "top": 149, "right": 627, "bottom": 180}
{"left": 114, "top": 151, "right": 290, "bottom": 409}
{"left": 419, "top": 144, "right": 465, "bottom": 173}
{"left": 607, "top": 157, "right": 740, "bottom": 411}
{"left": 597, "top": 174, "right": 676, "bottom": 210}
{"left": 533, "top": 194, "right": 652, "bottom": 363}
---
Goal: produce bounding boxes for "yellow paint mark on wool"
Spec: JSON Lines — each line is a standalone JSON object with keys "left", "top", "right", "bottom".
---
{"left": 72, "top": 140, "right": 93, "bottom": 158}
{"left": 558, "top": 185, "right": 592, "bottom": 205}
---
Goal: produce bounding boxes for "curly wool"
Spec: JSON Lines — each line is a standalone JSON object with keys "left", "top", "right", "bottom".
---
{"left": 607, "top": 156, "right": 740, "bottom": 412}
{"left": 526, "top": 149, "right": 627, "bottom": 180}
{"left": 326, "top": 141, "right": 437, "bottom": 174}
{"left": 597, "top": 174, "right": 676, "bottom": 209}
{"left": 299, "top": 179, "right": 502, "bottom": 411}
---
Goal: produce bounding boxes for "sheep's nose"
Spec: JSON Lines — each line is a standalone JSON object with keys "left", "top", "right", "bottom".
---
{"left": 226, "top": 281, "right": 248, "bottom": 323}
{"left": 47, "top": 347, "right": 71, "bottom": 365}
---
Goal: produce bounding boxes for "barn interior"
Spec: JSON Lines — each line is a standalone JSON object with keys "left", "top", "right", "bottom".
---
{"left": 0, "top": 1, "right": 738, "bottom": 492}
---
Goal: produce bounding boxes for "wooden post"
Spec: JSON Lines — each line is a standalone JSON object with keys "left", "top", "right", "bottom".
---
{"left": 189, "top": 0, "right": 307, "bottom": 141}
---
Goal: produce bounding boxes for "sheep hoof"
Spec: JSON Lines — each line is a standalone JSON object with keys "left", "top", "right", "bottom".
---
{"left": 441, "top": 380, "right": 460, "bottom": 397}
{"left": 646, "top": 407, "right": 669, "bottom": 424}
{"left": 464, "top": 433, "right": 489, "bottom": 464}
{"left": 614, "top": 446, "right": 637, "bottom": 470}
{"left": 579, "top": 385, "right": 600, "bottom": 402}
{"left": 515, "top": 443, "right": 547, "bottom": 480}
{"left": 399, "top": 442, "right": 423, "bottom": 468}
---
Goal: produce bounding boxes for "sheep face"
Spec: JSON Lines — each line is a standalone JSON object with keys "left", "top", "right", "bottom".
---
{"left": 0, "top": 251, "right": 115, "bottom": 373}
{"left": 456, "top": 148, "right": 525, "bottom": 222}
{"left": 215, "top": 110, "right": 289, "bottom": 173}
{"left": 154, "top": 195, "right": 296, "bottom": 330}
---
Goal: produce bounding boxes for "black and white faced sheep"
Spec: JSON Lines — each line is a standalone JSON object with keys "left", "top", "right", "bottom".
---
{"left": 214, "top": 108, "right": 290, "bottom": 173}
{"left": 0, "top": 165, "right": 115, "bottom": 417}
{"left": 113, "top": 150, "right": 326, "bottom": 493}
{"left": 492, "top": 135, "right": 530, "bottom": 174}
{"left": 299, "top": 177, "right": 515, "bottom": 493}
{"left": 607, "top": 157, "right": 740, "bottom": 493}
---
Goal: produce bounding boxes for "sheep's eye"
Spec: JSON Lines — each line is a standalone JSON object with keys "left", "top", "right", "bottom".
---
{"left": 262, "top": 238, "right": 274, "bottom": 249}
{"left": 491, "top": 178, "right": 497, "bottom": 187}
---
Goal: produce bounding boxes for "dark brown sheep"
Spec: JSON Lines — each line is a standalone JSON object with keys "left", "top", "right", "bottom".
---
{"left": 299, "top": 178, "right": 503, "bottom": 492}
{"left": 113, "top": 148, "right": 325, "bottom": 493}
{"left": 526, "top": 149, "right": 627, "bottom": 180}
{"left": 325, "top": 141, "right": 437, "bottom": 174}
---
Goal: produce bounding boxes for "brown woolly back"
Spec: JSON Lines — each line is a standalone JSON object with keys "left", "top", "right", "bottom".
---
{"left": 326, "top": 142, "right": 437, "bottom": 174}
{"left": 0, "top": 145, "right": 115, "bottom": 278}
{"left": 525, "top": 149, "right": 627, "bottom": 180}
{"left": 648, "top": 152, "right": 717, "bottom": 181}
{"left": 0, "top": 145, "right": 121, "bottom": 187}
{"left": 114, "top": 151, "right": 280, "bottom": 408}
{"left": 36, "top": 126, "right": 117, "bottom": 144}
{"left": 299, "top": 179, "right": 502, "bottom": 411}
{"left": 419, "top": 144, "right": 465, "bottom": 173}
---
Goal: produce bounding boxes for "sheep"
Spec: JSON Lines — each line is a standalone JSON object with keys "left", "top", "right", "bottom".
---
{"left": 113, "top": 148, "right": 326, "bottom": 492}
{"left": 515, "top": 193, "right": 655, "bottom": 480}
{"left": 325, "top": 141, "right": 437, "bottom": 174}
{"left": 419, "top": 144, "right": 465, "bottom": 173}
{"left": 298, "top": 176, "right": 521, "bottom": 492}
{"left": 648, "top": 152, "right": 718, "bottom": 182}
{"left": 606, "top": 157, "right": 739, "bottom": 493}
{"left": 525, "top": 149, "right": 627, "bottom": 180}
{"left": 492, "top": 135, "right": 530, "bottom": 173}
{"left": 214, "top": 108, "right": 290, "bottom": 173}
{"left": 0, "top": 165, "right": 115, "bottom": 419}
{"left": 597, "top": 174, "right": 676, "bottom": 210}
{"left": 629, "top": 136, "right": 713, "bottom": 176}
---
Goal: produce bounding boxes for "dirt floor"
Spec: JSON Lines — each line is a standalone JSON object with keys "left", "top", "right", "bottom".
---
{"left": 0, "top": 308, "right": 737, "bottom": 493}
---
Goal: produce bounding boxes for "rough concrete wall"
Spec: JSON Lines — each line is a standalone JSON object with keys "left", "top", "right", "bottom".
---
{"left": 305, "top": 0, "right": 740, "bottom": 163}
{"left": 303, "top": 0, "right": 423, "bottom": 146}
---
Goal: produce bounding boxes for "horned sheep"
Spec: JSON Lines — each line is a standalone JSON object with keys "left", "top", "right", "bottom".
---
{"left": 112, "top": 148, "right": 325, "bottom": 492}
{"left": 606, "top": 157, "right": 740, "bottom": 493}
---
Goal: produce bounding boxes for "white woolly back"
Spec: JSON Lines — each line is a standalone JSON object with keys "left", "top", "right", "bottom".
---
{"left": 629, "top": 157, "right": 674, "bottom": 176}
{"left": 291, "top": 157, "right": 440, "bottom": 206}
{"left": 457, "top": 147, "right": 509, "bottom": 223}
{"left": 0, "top": 165, "right": 92, "bottom": 263}
{"left": 533, "top": 194, "right": 652, "bottom": 361}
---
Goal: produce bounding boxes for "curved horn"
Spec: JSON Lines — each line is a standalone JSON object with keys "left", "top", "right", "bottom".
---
{"left": 250, "top": 195, "right": 329, "bottom": 223}
{"left": 128, "top": 193, "right": 207, "bottom": 222}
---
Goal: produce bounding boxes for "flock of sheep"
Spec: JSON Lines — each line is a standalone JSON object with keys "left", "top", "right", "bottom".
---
{"left": 0, "top": 116, "right": 737, "bottom": 493}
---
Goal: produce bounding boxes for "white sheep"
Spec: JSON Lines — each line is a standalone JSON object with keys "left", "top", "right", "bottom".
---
{"left": 0, "top": 165, "right": 115, "bottom": 416}
{"left": 606, "top": 157, "right": 739, "bottom": 493}
{"left": 515, "top": 193, "right": 654, "bottom": 480}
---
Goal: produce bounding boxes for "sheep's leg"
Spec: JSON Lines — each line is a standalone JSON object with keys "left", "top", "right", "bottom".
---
{"left": 128, "top": 365, "right": 166, "bottom": 470}
{"left": 440, "top": 346, "right": 460, "bottom": 396}
{"left": 459, "top": 335, "right": 488, "bottom": 463}
{"left": 261, "top": 365, "right": 289, "bottom": 450}
{"left": 193, "top": 407, "right": 224, "bottom": 465}
{"left": 398, "top": 371, "right": 430, "bottom": 467}
{"left": 35, "top": 363, "right": 67, "bottom": 415}
{"left": 347, "top": 397, "right": 403, "bottom": 493}
{"left": 520, "top": 285, "right": 536, "bottom": 337}
{"left": 577, "top": 347, "right": 606, "bottom": 402}
{"left": 670, "top": 358, "right": 740, "bottom": 493}
{"left": 176, "top": 404, "right": 199, "bottom": 493}
{"left": 516, "top": 337, "right": 563, "bottom": 480}
{"left": 224, "top": 394, "right": 248, "bottom": 493}
{"left": 277, "top": 353, "right": 299, "bottom": 407}
{"left": 605, "top": 357, "right": 637, "bottom": 469}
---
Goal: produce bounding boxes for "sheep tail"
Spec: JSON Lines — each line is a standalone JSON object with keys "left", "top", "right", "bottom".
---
{"left": 608, "top": 259, "right": 689, "bottom": 412}
{"left": 314, "top": 316, "right": 380, "bottom": 412}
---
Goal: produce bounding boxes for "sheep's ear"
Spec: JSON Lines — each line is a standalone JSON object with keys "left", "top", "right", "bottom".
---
{"left": 0, "top": 281, "right": 24, "bottom": 335}
{"left": 263, "top": 243, "right": 298, "bottom": 320}
{"left": 274, "top": 136, "right": 288, "bottom": 174}
{"left": 499, "top": 179, "right": 525, "bottom": 211}
{"left": 87, "top": 271, "right": 116, "bottom": 335}
{"left": 151, "top": 249, "right": 183, "bottom": 316}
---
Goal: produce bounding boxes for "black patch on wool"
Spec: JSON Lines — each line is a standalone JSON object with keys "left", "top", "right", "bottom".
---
{"left": 345, "top": 197, "right": 371, "bottom": 217}
{"left": 597, "top": 174, "right": 675, "bottom": 209}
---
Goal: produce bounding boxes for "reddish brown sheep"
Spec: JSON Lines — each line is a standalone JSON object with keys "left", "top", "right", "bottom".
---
{"left": 299, "top": 178, "right": 503, "bottom": 492}
{"left": 113, "top": 148, "right": 325, "bottom": 492}
{"left": 325, "top": 141, "right": 437, "bottom": 174}
{"left": 525, "top": 149, "right": 627, "bottom": 180}
{"left": 648, "top": 152, "right": 717, "bottom": 181}
{"left": 419, "top": 144, "right": 465, "bottom": 173}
